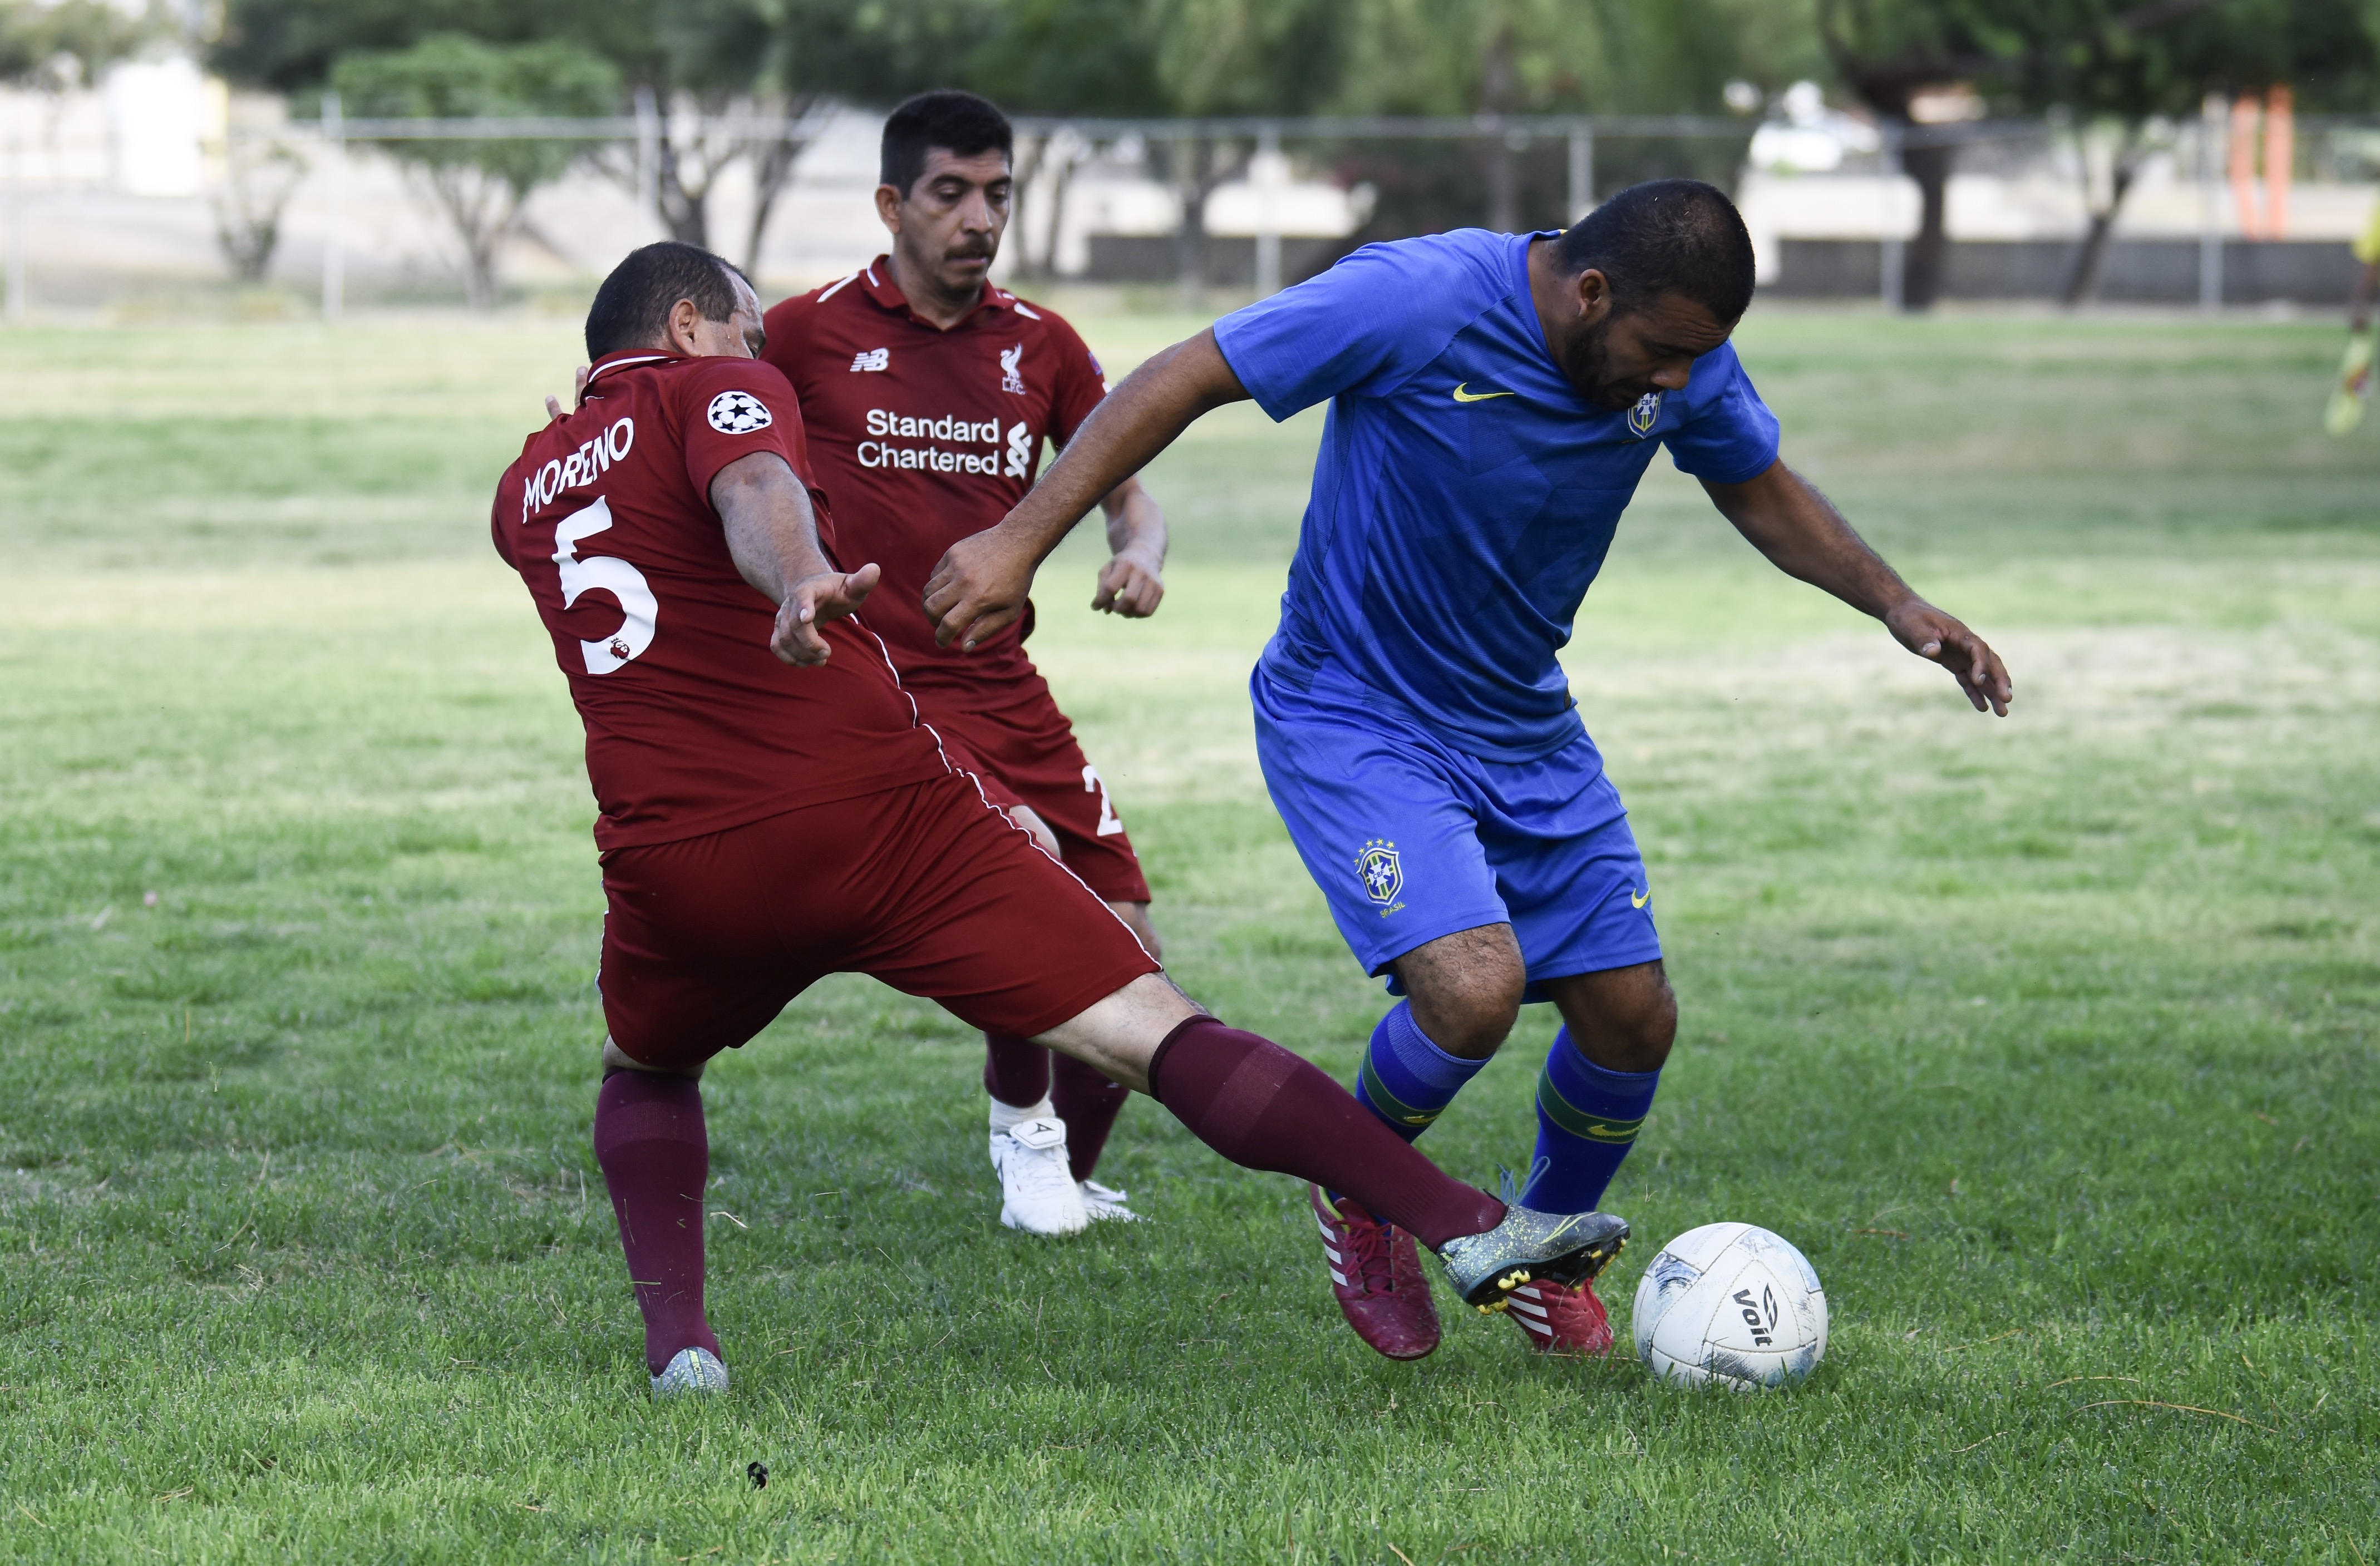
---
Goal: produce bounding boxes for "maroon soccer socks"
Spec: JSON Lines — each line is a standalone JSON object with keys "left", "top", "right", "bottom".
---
{"left": 593, "top": 1070, "right": 722, "bottom": 1377}
{"left": 1146, "top": 1016, "right": 1506, "bottom": 1250}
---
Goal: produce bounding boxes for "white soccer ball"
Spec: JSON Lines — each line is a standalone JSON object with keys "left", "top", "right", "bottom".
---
{"left": 1632, "top": 1222, "right": 1828, "bottom": 1391}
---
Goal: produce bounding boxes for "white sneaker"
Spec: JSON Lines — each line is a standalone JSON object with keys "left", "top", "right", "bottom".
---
{"left": 1078, "top": 1178, "right": 1141, "bottom": 1223}
{"left": 993, "top": 1117, "right": 1090, "bottom": 1236}
{"left": 650, "top": 1346, "right": 728, "bottom": 1400}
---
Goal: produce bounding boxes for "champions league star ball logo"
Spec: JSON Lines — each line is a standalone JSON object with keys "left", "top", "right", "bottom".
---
{"left": 1627, "top": 390, "right": 1663, "bottom": 438}
{"left": 707, "top": 391, "right": 774, "bottom": 434}
{"left": 1356, "top": 839, "right": 1403, "bottom": 908}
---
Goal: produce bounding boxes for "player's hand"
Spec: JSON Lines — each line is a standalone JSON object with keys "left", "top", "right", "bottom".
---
{"left": 544, "top": 364, "right": 592, "bottom": 421}
{"left": 1007, "top": 804, "right": 1061, "bottom": 857}
{"left": 1885, "top": 600, "right": 2012, "bottom": 716}
{"left": 771, "top": 562, "right": 880, "bottom": 666}
{"left": 1092, "top": 546, "right": 1166, "bottom": 617}
{"left": 924, "top": 527, "right": 1037, "bottom": 650}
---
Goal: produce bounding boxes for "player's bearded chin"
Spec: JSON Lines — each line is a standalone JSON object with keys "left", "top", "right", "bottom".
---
{"left": 1563, "top": 318, "right": 1642, "bottom": 411}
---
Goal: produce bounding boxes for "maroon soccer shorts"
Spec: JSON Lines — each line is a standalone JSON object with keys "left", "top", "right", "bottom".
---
{"left": 597, "top": 773, "right": 1161, "bottom": 1070}
{"left": 914, "top": 682, "right": 1154, "bottom": 906}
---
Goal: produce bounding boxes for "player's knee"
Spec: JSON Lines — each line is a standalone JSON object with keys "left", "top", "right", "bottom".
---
{"left": 1604, "top": 983, "right": 1678, "bottom": 1074}
{"left": 1406, "top": 967, "right": 1526, "bottom": 1060}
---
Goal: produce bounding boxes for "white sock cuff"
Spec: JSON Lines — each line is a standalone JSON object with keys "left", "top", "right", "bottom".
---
{"left": 989, "top": 1094, "right": 1055, "bottom": 1134}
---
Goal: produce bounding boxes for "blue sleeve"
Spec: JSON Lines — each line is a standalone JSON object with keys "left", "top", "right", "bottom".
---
{"left": 1663, "top": 344, "right": 1781, "bottom": 485}
{"left": 1213, "top": 238, "right": 1492, "bottom": 422}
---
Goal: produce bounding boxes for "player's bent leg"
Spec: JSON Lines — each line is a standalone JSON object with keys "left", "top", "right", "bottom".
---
{"left": 1033, "top": 897, "right": 1160, "bottom": 1222}
{"left": 1498, "top": 961, "right": 1676, "bottom": 1355}
{"left": 1037, "top": 979, "right": 1624, "bottom": 1327}
{"left": 1387, "top": 922, "right": 1528, "bottom": 1060}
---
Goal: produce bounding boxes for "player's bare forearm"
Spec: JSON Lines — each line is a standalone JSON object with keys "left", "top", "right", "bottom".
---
{"left": 1703, "top": 460, "right": 2012, "bottom": 716}
{"left": 925, "top": 329, "right": 1246, "bottom": 648}
{"left": 710, "top": 451, "right": 878, "bottom": 666}
{"left": 1093, "top": 476, "right": 1167, "bottom": 617}
{"left": 2355, "top": 262, "right": 2378, "bottom": 334}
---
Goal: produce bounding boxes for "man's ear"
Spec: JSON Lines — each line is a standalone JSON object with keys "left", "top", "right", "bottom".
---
{"left": 1575, "top": 268, "right": 1614, "bottom": 325}
{"left": 874, "top": 184, "right": 905, "bottom": 235}
{"left": 664, "top": 297, "right": 702, "bottom": 353}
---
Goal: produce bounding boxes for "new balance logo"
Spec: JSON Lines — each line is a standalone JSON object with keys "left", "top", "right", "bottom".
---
{"left": 850, "top": 348, "right": 889, "bottom": 372}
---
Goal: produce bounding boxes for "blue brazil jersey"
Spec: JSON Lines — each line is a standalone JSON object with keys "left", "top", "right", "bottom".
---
{"left": 1214, "top": 229, "right": 1780, "bottom": 762}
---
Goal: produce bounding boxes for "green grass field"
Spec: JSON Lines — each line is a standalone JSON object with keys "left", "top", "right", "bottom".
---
{"left": 2, "top": 301, "right": 2376, "bottom": 1562}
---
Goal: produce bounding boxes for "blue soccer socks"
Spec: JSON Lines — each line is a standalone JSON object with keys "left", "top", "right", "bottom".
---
{"left": 1521, "top": 1028, "right": 1659, "bottom": 1214}
{"left": 1352, "top": 1001, "right": 1490, "bottom": 1143}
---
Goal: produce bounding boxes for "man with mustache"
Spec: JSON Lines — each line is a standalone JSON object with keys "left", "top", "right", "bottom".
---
{"left": 759, "top": 92, "right": 1169, "bottom": 1237}
{"left": 924, "top": 179, "right": 2013, "bottom": 1361}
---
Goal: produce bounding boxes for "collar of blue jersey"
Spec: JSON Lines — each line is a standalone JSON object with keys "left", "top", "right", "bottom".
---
{"left": 853, "top": 254, "right": 1020, "bottom": 329}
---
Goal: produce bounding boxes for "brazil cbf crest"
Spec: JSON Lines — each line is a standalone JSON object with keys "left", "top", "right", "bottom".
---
{"left": 1357, "top": 838, "right": 1403, "bottom": 912}
{"left": 1627, "top": 390, "right": 1663, "bottom": 438}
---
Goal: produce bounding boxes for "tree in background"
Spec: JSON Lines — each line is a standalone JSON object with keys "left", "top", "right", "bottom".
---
{"left": 1321, "top": 0, "right": 1797, "bottom": 243}
{"left": 0, "top": 0, "right": 161, "bottom": 89}
{"left": 1817, "top": 0, "right": 2017, "bottom": 310}
{"left": 332, "top": 34, "right": 620, "bottom": 307}
{"left": 1998, "top": 0, "right": 2380, "bottom": 303}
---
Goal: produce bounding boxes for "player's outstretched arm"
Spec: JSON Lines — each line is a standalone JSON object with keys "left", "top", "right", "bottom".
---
{"left": 1091, "top": 475, "right": 1167, "bottom": 617}
{"left": 710, "top": 451, "right": 880, "bottom": 667}
{"left": 925, "top": 328, "right": 1248, "bottom": 649}
{"left": 1703, "top": 460, "right": 2012, "bottom": 717}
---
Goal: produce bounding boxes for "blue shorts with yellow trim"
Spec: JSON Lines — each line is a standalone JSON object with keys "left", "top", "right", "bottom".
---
{"left": 1250, "top": 656, "right": 1661, "bottom": 1002}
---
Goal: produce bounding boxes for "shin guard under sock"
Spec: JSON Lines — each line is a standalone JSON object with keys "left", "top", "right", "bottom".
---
{"left": 1147, "top": 1016, "right": 1504, "bottom": 1249}
{"left": 983, "top": 1031, "right": 1053, "bottom": 1110}
{"left": 1519, "top": 1026, "right": 1660, "bottom": 1215}
{"left": 593, "top": 1070, "right": 721, "bottom": 1376}
{"left": 1051, "top": 1053, "right": 1130, "bottom": 1183}
{"left": 1352, "top": 1000, "right": 1489, "bottom": 1142}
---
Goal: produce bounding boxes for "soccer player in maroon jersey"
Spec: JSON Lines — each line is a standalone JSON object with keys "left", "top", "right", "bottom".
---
{"left": 760, "top": 92, "right": 1168, "bottom": 1237}
{"left": 495, "top": 239, "right": 1627, "bottom": 1398}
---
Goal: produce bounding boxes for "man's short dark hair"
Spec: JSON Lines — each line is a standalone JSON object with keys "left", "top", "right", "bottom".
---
{"left": 880, "top": 90, "right": 1012, "bottom": 197}
{"left": 585, "top": 241, "right": 747, "bottom": 360}
{"left": 1554, "top": 179, "right": 1756, "bottom": 325}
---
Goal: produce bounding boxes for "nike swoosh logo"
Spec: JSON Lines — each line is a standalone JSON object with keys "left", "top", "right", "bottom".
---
{"left": 1451, "top": 383, "right": 1515, "bottom": 403}
{"left": 1631, "top": 887, "right": 1650, "bottom": 909}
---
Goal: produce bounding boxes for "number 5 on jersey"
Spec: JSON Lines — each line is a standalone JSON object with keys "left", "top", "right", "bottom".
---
{"left": 551, "top": 497, "right": 658, "bottom": 674}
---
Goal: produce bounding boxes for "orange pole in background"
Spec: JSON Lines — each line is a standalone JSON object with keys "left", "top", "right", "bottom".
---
{"left": 2230, "top": 95, "right": 2263, "bottom": 239}
{"left": 2263, "top": 85, "right": 2293, "bottom": 240}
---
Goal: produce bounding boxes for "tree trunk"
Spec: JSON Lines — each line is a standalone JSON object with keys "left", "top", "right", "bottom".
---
{"left": 2062, "top": 141, "right": 2142, "bottom": 308}
{"left": 656, "top": 141, "right": 708, "bottom": 249}
{"left": 742, "top": 115, "right": 816, "bottom": 278}
{"left": 1480, "top": 24, "right": 1517, "bottom": 233}
{"left": 1033, "top": 153, "right": 1079, "bottom": 282}
{"left": 1173, "top": 135, "right": 1209, "bottom": 306}
{"left": 1900, "top": 135, "right": 1954, "bottom": 311}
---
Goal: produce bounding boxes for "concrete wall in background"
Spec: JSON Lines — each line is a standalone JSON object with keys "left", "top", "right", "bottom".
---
{"left": 1771, "top": 239, "right": 2360, "bottom": 304}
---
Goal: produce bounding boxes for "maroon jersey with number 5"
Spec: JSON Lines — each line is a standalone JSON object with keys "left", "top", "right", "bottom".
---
{"left": 490, "top": 349, "right": 950, "bottom": 851}
{"left": 759, "top": 259, "right": 1108, "bottom": 691}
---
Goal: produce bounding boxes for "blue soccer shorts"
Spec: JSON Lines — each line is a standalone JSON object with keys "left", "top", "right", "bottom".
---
{"left": 1251, "top": 659, "right": 1661, "bottom": 1001}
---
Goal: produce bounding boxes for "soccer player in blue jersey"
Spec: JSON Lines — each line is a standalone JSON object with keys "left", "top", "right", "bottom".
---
{"left": 924, "top": 180, "right": 2012, "bottom": 1360}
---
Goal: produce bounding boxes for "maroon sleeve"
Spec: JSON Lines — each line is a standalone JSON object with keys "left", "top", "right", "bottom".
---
{"left": 1043, "top": 313, "right": 1110, "bottom": 449}
{"left": 677, "top": 358, "right": 806, "bottom": 500}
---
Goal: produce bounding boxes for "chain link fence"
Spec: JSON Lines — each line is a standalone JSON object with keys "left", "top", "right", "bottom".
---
{"left": 5, "top": 95, "right": 2375, "bottom": 317}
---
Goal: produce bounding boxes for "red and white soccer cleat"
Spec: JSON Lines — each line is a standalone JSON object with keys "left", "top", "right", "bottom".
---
{"left": 1309, "top": 1184, "right": 1441, "bottom": 1361}
{"left": 1504, "top": 1274, "right": 1617, "bottom": 1356}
